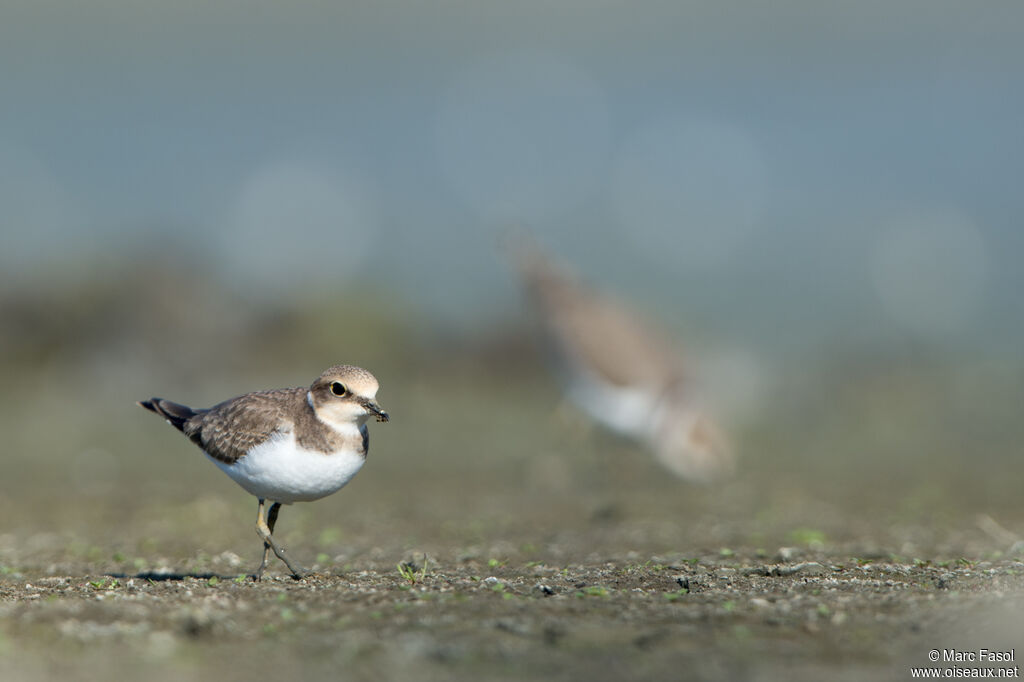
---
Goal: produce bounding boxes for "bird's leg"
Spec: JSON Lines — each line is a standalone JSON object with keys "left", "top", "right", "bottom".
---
{"left": 261, "top": 502, "right": 283, "bottom": 575}
{"left": 266, "top": 502, "right": 281, "bottom": 532}
{"left": 253, "top": 498, "right": 270, "bottom": 581}
{"left": 253, "top": 499, "right": 272, "bottom": 581}
{"left": 253, "top": 499, "right": 306, "bottom": 580}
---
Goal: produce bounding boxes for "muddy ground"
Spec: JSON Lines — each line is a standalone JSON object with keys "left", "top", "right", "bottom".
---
{"left": 2, "top": 537, "right": 1023, "bottom": 681}
{"left": 2, "top": 317, "right": 1023, "bottom": 681}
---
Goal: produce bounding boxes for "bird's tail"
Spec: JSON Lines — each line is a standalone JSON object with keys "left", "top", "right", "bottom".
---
{"left": 137, "top": 398, "right": 200, "bottom": 433}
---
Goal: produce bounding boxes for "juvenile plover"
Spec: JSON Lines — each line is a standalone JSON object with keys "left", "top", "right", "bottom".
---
{"left": 139, "top": 365, "right": 389, "bottom": 580}
{"left": 510, "top": 239, "right": 734, "bottom": 483}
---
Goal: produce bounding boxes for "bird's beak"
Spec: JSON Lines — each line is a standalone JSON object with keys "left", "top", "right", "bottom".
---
{"left": 362, "top": 399, "right": 390, "bottom": 423}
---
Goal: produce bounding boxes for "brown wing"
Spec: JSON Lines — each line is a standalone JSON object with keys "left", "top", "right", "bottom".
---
{"left": 184, "top": 388, "right": 305, "bottom": 464}
{"left": 515, "top": 245, "right": 685, "bottom": 389}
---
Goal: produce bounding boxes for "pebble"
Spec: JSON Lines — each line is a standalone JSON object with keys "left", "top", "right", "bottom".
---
{"left": 774, "top": 562, "right": 829, "bottom": 577}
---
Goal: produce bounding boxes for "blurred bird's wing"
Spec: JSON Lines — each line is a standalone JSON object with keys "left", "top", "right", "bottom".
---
{"left": 510, "top": 238, "right": 686, "bottom": 390}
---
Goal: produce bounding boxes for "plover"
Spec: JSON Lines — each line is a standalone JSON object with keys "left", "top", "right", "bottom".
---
{"left": 138, "top": 365, "right": 389, "bottom": 580}
{"left": 509, "top": 239, "right": 734, "bottom": 483}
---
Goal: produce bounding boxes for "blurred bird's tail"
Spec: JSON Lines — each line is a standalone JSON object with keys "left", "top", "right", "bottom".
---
{"left": 137, "top": 398, "right": 199, "bottom": 433}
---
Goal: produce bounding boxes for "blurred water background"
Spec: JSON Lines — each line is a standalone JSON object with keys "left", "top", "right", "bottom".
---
{"left": 1, "top": 0, "right": 1022, "bottom": 558}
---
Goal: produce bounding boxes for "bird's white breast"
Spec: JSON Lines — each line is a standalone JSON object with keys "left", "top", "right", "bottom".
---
{"left": 206, "top": 430, "right": 365, "bottom": 504}
{"left": 564, "top": 364, "right": 661, "bottom": 439}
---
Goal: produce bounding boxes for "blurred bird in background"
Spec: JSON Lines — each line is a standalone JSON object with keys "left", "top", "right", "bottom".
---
{"left": 508, "top": 236, "right": 735, "bottom": 484}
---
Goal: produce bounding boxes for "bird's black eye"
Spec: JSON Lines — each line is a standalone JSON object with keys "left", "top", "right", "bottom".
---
{"left": 330, "top": 382, "right": 347, "bottom": 396}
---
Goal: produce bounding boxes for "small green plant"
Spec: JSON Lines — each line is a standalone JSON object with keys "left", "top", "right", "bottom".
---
{"left": 89, "top": 578, "right": 119, "bottom": 590}
{"left": 719, "top": 547, "right": 735, "bottom": 558}
{"left": 207, "top": 576, "right": 220, "bottom": 587}
{"left": 234, "top": 574, "right": 247, "bottom": 584}
{"left": 722, "top": 600, "right": 737, "bottom": 613}
{"left": 789, "top": 528, "right": 826, "bottom": 548}
{"left": 487, "top": 558, "right": 506, "bottom": 569}
{"left": 574, "top": 586, "right": 608, "bottom": 598}
{"left": 664, "top": 588, "right": 688, "bottom": 601}
{"left": 816, "top": 603, "right": 830, "bottom": 617}
{"left": 396, "top": 558, "right": 428, "bottom": 585}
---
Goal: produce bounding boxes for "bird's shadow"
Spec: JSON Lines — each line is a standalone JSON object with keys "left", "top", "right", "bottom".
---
{"left": 106, "top": 571, "right": 248, "bottom": 582}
